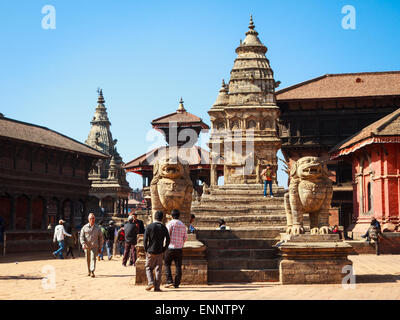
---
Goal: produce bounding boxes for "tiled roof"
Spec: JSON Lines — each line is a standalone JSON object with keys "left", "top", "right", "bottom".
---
{"left": 151, "top": 111, "right": 209, "bottom": 129}
{"left": 0, "top": 116, "right": 108, "bottom": 158}
{"left": 124, "top": 145, "right": 220, "bottom": 170}
{"left": 330, "top": 107, "right": 400, "bottom": 158}
{"left": 276, "top": 71, "right": 400, "bottom": 101}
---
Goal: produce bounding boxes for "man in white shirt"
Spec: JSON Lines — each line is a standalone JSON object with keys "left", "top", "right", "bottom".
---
{"left": 52, "top": 220, "right": 71, "bottom": 259}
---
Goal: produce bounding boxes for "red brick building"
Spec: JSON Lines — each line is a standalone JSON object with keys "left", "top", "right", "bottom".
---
{"left": 330, "top": 107, "right": 400, "bottom": 236}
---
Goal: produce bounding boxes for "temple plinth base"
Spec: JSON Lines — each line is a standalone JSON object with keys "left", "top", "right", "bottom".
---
{"left": 134, "top": 234, "right": 208, "bottom": 285}
{"left": 278, "top": 234, "right": 353, "bottom": 284}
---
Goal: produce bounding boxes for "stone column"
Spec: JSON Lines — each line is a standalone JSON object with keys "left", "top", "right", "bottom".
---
{"left": 210, "top": 164, "right": 217, "bottom": 186}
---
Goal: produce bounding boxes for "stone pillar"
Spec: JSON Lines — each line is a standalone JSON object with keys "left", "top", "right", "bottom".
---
{"left": 210, "top": 164, "right": 217, "bottom": 186}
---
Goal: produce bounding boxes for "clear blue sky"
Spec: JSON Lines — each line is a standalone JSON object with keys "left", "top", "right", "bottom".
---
{"left": 1, "top": 0, "right": 400, "bottom": 189}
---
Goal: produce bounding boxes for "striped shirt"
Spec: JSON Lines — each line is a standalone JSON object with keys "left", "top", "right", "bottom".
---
{"left": 166, "top": 219, "right": 188, "bottom": 249}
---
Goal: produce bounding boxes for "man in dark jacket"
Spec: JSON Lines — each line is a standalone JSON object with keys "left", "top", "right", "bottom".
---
{"left": 132, "top": 213, "right": 145, "bottom": 234}
{"left": 143, "top": 211, "right": 170, "bottom": 292}
{"left": 122, "top": 215, "right": 139, "bottom": 267}
{"left": 105, "top": 220, "right": 116, "bottom": 260}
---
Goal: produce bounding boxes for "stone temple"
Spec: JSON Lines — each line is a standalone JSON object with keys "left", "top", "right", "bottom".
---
{"left": 190, "top": 17, "right": 288, "bottom": 283}
{"left": 85, "top": 89, "right": 131, "bottom": 220}
{"left": 192, "top": 16, "right": 286, "bottom": 235}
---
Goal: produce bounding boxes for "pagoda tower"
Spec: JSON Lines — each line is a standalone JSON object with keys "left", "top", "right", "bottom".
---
{"left": 85, "top": 89, "right": 131, "bottom": 217}
{"left": 208, "top": 16, "right": 281, "bottom": 185}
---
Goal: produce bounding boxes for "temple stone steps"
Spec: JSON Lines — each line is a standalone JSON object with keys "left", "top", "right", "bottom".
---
{"left": 193, "top": 207, "right": 286, "bottom": 215}
{"left": 196, "top": 197, "right": 285, "bottom": 205}
{"left": 196, "top": 227, "right": 286, "bottom": 240}
{"left": 206, "top": 248, "right": 277, "bottom": 259}
{"left": 195, "top": 215, "right": 287, "bottom": 228}
{"left": 208, "top": 258, "right": 279, "bottom": 270}
{"left": 208, "top": 269, "right": 279, "bottom": 283}
{"left": 196, "top": 230, "right": 280, "bottom": 283}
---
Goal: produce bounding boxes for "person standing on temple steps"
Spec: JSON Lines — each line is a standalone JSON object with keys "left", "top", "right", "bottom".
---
{"left": 261, "top": 164, "right": 274, "bottom": 197}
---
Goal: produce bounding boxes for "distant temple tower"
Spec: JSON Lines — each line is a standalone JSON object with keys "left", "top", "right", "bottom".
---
{"left": 208, "top": 16, "right": 281, "bottom": 185}
{"left": 85, "top": 89, "right": 131, "bottom": 217}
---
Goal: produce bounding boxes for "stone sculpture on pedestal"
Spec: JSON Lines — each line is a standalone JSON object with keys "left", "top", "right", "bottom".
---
{"left": 284, "top": 156, "right": 333, "bottom": 235}
{"left": 150, "top": 156, "right": 193, "bottom": 226}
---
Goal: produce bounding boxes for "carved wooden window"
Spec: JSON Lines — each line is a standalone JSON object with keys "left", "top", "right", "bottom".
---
{"left": 247, "top": 120, "right": 257, "bottom": 129}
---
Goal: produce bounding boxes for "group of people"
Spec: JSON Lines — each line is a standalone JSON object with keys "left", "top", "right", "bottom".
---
{"left": 143, "top": 209, "right": 188, "bottom": 292}
{"left": 51, "top": 209, "right": 190, "bottom": 289}
{"left": 52, "top": 212, "right": 146, "bottom": 277}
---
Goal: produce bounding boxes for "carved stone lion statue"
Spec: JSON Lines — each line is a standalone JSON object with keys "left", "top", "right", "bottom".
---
{"left": 150, "top": 157, "right": 193, "bottom": 227}
{"left": 284, "top": 156, "right": 333, "bottom": 235}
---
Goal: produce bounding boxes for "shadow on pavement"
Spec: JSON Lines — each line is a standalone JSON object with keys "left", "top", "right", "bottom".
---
{"left": 356, "top": 274, "right": 400, "bottom": 283}
{"left": 0, "top": 275, "right": 43, "bottom": 280}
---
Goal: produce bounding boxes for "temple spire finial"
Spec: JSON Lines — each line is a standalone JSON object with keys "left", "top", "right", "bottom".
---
{"left": 249, "top": 14, "right": 255, "bottom": 30}
{"left": 177, "top": 97, "right": 186, "bottom": 113}
{"left": 97, "top": 88, "right": 105, "bottom": 104}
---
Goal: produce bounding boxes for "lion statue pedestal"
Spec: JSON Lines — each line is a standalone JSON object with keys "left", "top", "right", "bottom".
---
{"left": 278, "top": 157, "right": 353, "bottom": 284}
{"left": 135, "top": 156, "right": 208, "bottom": 286}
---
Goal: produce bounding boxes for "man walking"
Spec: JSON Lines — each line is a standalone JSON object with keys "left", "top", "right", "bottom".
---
{"left": 52, "top": 220, "right": 71, "bottom": 259}
{"left": 80, "top": 213, "right": 104, "bottom": 278}
{"left": 143, "top": 211, "right": 170, "bottom": 292}
{"left": 105, "top": 220, "right": 116, "bottom": 260}
{"left": 261, "top": 164, "right": 274, "bottom": 197}
{"left": 122, "top": 215, "right": 139, "bottom": 267}
{"left": 164, "top": 209, "right": 187, "bottom": 289}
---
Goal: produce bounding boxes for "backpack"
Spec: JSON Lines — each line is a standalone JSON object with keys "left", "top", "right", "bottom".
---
{"left": 118, "top": 229, "right": 125, "bottom": 242}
